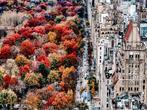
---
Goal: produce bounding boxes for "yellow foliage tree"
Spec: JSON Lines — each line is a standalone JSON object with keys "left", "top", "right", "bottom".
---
{"left": 24, "top": 92, "right": 41, "bottom": 109}
{"left": 48, "top": 32, "right": 57, "bottom": 43}
{"left": 60, "top": 66, "right": 76, "bottom": 80}
{"left": 48, "top": 70, "right": 60, "bottom": 83}
{"left": 15, "top": 54, "right": 30, "bottom": 66}
{"left": 48, "top": 53, "right": 61, "bottom": 63}
{"left": 91, "top": 81, "right": 95, "bottom": 96}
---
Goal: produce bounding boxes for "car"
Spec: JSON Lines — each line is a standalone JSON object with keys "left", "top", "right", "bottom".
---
{"left": 72, "top": 108, "right": 79, "bottom": 110}
{"left": 117, "top": 101, "right": 124, "bottom": 109}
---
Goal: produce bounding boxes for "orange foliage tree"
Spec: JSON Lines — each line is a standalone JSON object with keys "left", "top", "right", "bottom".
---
{"left": 46, "top": 91, "right": 74, "bottom": 109}
{"left": 43, "top": 42, "right": 58, "bottom": 54}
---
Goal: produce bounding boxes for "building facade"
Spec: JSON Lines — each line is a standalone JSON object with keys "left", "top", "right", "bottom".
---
{"left": 115, "top": 21, "right": 147, "bottom": 104}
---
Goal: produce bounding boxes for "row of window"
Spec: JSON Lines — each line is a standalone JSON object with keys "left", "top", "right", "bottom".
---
{"left": 128, "top": 64, "right": 140, "bottom": 73}
{"left": 121, "top": 80, "right": 140, "bottom": 85}
{"left": 120, "top": 85, "right": 145, "bottom": 92}
{"left": 101, "top": 31, "right": 118, "bottom": 34}
{"left": 120, "top": 87, "right": 139, "bottom": 92}
{"left": 128, "top": 69, "right": 139, "bottom": 73}
{"left": 129, "top": 54, "right": 140, "bottom": 59}
{"left": 129, "top": 64, "right": 140, "bottom": 68}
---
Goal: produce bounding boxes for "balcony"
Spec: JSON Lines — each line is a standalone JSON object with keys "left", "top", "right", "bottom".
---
{"left": 125, "top": 59, "right": 145, "bottom": 64}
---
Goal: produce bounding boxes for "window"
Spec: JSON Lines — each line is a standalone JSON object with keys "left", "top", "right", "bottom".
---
{"left": 143, "top": 85, "right": 145, "bottom": 90}
{"left": 107, "top": 98, "right": 109, "bottom": 102}
{"left": 135, "top": 64, "right": 139, "bottom": 68}
{"left": 116, "top": 69, "right": 119, "bottom": 73}
{"left": 136, "top": 87, "right": 139, "bottom": 91}
{"left": 122, "top": 70, "right": 124, "bottom": 73}
{"left": 135, "top": 81, "right": 139, "bottom": 85}
{"left": 127, "top": 45, "right": 131, "bottom": 49}
{"left": 143, "top": 80, "right": 145, "bottom": 84}
{"left": 122, "top": 87, "right": 124, "bottom": 91}
{"left": 122, "top": 80, "right": 125, "bottom": 85}
{"left": 128, "top": 87, "right": 130, "bottom": 91}
{"left": 135, "top": 54, "right": 140, "bottom": 59}
{"left": 135, "top": 54, "right": 137, "bottom": 58}
{"left": 142, "top": 14, "right": 146, "bottom": 18}
{"left": 129, "top": 80, "right": 133, "bottom": 85}
{"left": 107, "top": 80, "right": 109, "bottom": 84}
{"left": 129, "top": 55, "right": 133, "bottom": 59}
{"left": 131, "top": 87, "right": 132, "bottom": 91}
{"left": 134, "top": 87, "right": 136, "bottom": 91}
{"left": 128, "top": 75, "right": 132, "bottom": 79}
{"left": 100, "top": 47, "right": 101, "bottom": 50}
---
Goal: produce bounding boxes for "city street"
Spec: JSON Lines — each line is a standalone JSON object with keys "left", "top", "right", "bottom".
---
{"left": 75, "top": 27, "right": 92, "bottom": 109}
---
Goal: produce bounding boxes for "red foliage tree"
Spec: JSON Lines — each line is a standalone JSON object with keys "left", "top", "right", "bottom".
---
{"left": 44, "top": 24, "right": 53, "bottom": 32}
{"left": 33, "top": 40, "right": 42, "bottom": 49}
{"left": 19, "top": 27, "right": 33, "bottom": 39}
{"left": 3, "top": 33, "right": 21, "bottom": 45}
{"left": 33, "top": 26, "right": 45, "bottom": 34}
{"left": 9, "top": 76, "right": 18, "bottom": 85}
{"left": 20, "top": 40, "right": 35, "bottom": 56}
{"left": 61, "top": 52, "right": 77, "bottom": 61}
{"left": 0, "top": 45, "right": 11, "bottom": 59}
{"left": 53, "top": 25, "right": 63, "bottom": 33}
{"left": 19, "top": 64, "right": 30, "bottom": 75}
{"left": 3, "top": 74, "right": 18, "bottom": 85}
{"left": 37, "top": 55, "right": 50, "bottom": 67}
{"left": 61, "top": 52, "right": 77, "bottom": 66}
{"left": 62, "top": 27, "right": 73, "bottom": 36}
{"left": 25, "top": 17, "right": 46, "bottom": 27}
{"left": 3, "top": 74, "right": 11, "bottom": 85}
